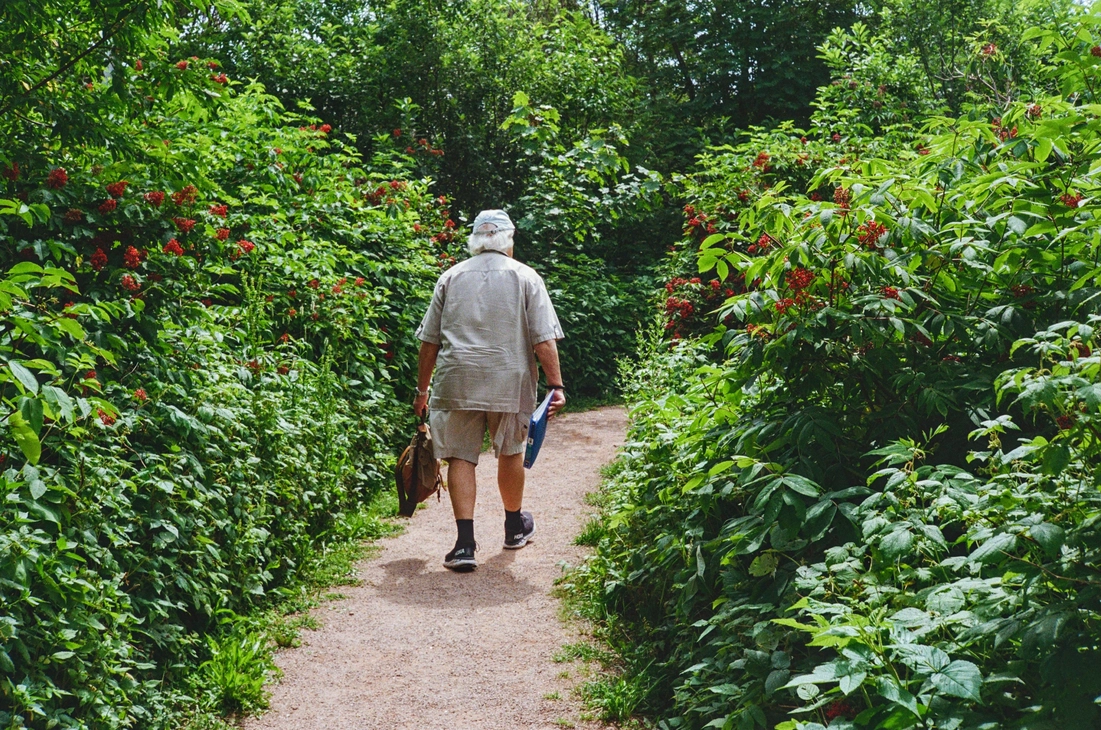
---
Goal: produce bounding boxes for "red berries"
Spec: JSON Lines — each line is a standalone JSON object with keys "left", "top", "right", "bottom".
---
{"left": 320, "top": 124, "right": 332, "bottom": 134}
{"left": 121, "top": 274, "right": 141, "bottom": 292}
{"left": 98, "top": 409, "right": 116, "bottom": 426}
{"left": 144, "top": 191, "right": 165, "bottom": 206}
{"left": 215, "top": 228, "right": 230, "bottom": 241}
{"left": 307, "top": 278, "right": 320, "bottom": 289}
{"left": 1060, "top": 192, "right": 1084, "bottom": 208}
{"left": 833, "top": 187, "right": 851, "bottom": 206}
{"left": 1027, "top": 103, "right": 1042, "bottom": 119}
{"left": 1057, "top": 414, "right": 1075, "bottom": 430}
{"left": 122, "top": 246, "right": 145, "bottom": 269}
{"left": 64, "top": 208, "right": 84, "bottom": 223}
{"left": 47, "top": 168, "right": 69, "bottom": 189}
{"left": 106, "top": 180, "right": 129, "bottom": 198}
{"left": 90, "top": 248, "right": 108, "bottom": 271}
{"left": 857, "top": 220, "right": 888, "bottom": 249}
{"left": 134, "top": 388, "right": 147, "bottom": 402}
{"left": 163, "top": 239, "right": 184, "bottom": 256}
{"left": 209, "top": 203, "right": 228, "bottom": 217}
{"left": 775, "top": 297, "right": 796, "bottom": 314}
{"left": 210, "top": 73, "right": 228, "bottom": 84}
{"left": 980, "top": 43, "right": 997, "bottom": 58}
{"left": 98, "top": 199, "right": 117, "bottom": 214}
{"left": 785, "top": 268, "right": 815, "bottom": 291}
{"left": 355, "top": 277, "right": 366, "bottom": 286}
{"left": 288, "top": 308, "right": 297, "bottom": 317}
{"left": 171, "top": 185, "right": 198, "bottom": 206}
{"left": 752, "top": 151, "right": 771, "bottom": 171}
{"left": 173, "top": 217, "right": 196, "bottom": 233}
{"left": 1093, "top": 46, "right": 1101, "bottom": 58}
{"left": 881, "top": 285, "right": 901, "bottom": 300}
{"left": 176, "top": 60, "right": 189, "bottom": 70}
{"left": 748, "top": 233, "right": 773, "bottom": 255}
{"left": 2, "top": 162, "right": 19, "bottom": 181}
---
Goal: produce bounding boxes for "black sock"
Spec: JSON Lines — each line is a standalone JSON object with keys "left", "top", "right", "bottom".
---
{"left": 504, "top": 509, "right": 524, "bottom": 534}
{"left": 456, "top": 519, "right": 475, "bottom": 547}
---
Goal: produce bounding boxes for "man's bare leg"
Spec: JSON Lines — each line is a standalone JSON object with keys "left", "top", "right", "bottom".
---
{"left": 446, "top": 458, "right": 477, "bottom": 520}
{"left": 497, "top": 452, "right": 525, "bottom": 511}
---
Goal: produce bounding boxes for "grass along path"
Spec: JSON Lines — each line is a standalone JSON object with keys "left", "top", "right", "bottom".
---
{"left": 243, "top": 406, "right": 628, "bottom": 730}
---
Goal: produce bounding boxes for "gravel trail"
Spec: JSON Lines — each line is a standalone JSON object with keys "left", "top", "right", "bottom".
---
{"left": 244, "top": 406, "right": 627, "bottom": 730}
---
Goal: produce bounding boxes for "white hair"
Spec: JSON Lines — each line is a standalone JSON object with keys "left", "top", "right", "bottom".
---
{"left": 467, "top": 227, "right": 515, "bottom": 256}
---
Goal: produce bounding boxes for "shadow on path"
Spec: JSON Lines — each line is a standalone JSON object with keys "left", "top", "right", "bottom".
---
{"left": 372, "top": 549, "right": 537, "bottom": 609}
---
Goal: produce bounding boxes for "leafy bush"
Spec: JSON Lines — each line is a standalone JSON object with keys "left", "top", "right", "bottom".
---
{"left": 570, "top": 6, "right": 1101, "bottom": 729}
{"left": 0, "top": 50, "right": 444, "bottom": 729}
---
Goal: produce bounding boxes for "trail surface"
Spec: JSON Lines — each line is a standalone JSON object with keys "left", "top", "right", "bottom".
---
{"left": 245, "top": 406, "right": 627, "bottom": 730}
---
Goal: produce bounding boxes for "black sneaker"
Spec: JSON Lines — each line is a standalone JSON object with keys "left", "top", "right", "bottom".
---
{"left": 504, "top": 511, "right": 536, "bottom": 549}
{"left": 443, "top": 543, "right": 477, "bottom": 571}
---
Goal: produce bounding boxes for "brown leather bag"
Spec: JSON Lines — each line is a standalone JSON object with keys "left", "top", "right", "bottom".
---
{"left": 395, "top": 417, "right": 442, "bottom": 517}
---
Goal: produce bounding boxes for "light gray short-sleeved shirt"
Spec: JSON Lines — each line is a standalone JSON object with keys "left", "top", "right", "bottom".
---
{"left": 415, "top": 251, "right": 564, "bottom": 413}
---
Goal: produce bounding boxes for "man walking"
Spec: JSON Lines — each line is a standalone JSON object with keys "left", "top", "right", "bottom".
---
{"left": 413, "top": 209, "right": 566, "bottom": 571}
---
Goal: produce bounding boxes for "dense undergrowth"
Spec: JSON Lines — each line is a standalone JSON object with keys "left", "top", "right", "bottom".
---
{"left": 569, "top": 4, "right": 1101, "bottom": 729}
{"left": 0, "top": 31, "right": 449, "bottom": 727}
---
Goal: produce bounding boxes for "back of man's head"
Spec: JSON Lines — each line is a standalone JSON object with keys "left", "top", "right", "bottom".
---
{"left": 468, "top": 209, "right": 515, "bottom": 256}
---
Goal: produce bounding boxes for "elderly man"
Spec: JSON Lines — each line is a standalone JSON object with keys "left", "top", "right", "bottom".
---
{"left": 413, "top": 209, "right": 566, "bottom": 571}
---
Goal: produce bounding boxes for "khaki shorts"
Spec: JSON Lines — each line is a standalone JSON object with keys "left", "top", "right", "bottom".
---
{"left": 429, "top": 410, "right": 530, "bottom": 465}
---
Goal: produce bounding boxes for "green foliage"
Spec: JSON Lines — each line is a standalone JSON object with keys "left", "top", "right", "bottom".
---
{"left": 570, "top": 5, "right": 1101, "bottom": 729}
{"left": 595, "top": 0, "right": 865, "bottom": 164}
{"left": 0, "top": 23, "right": 442, "bottom": 728}
{"left": 181, "top": 0, "right": 640, "bottom": 217}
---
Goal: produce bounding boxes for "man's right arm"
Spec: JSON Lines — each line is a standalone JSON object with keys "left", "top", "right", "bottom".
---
{"left": 413, "top": 341, "right": 439, "bottom": 417}
{"left": 533, "top": 339, "right": 566, "bottom": 417}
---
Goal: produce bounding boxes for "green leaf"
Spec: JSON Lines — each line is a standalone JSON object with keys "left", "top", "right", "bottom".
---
{"left": 930, "top": 660, "right": 983, "bottom": 702}
{"left": 749, "top": 552, "right": 778, "bottom": 576}
{"left": 8, "top": 411, "right": 41, "bottom": 465}
{"left": 880, "top": 529, "right": 913, "bottom": 560}
{"left": 877, "top": 676, "right": 920, "bottom": 717}
{"left": 970, "top": 532, "right": 1016, "bottom": 563}
{"left": 1030, "top": 523, "right": 1064, "bottom": 557}
{"left": 7, "top": 361, "right": 39, "bottom": 395}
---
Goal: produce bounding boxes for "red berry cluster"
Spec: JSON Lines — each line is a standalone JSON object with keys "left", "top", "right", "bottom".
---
{"left": 174, "top": 217, "right": 196, "bottom": 233}
{"left": 121, "top": 274, "right": 141, "bottom": 292}
{"left": 98, "top": 199, "right": 117, "bottom": 214}
{"left": 209, "top": 203, "right": 228, "bottom": 217}
{"left": 171, "top": 185, "right": 198, "bottom": 206}
{"left": 992, "top": 117, "right": 1018, "bottom": 141}
{"left": 215, "top": 228, "right": 230, "bottom": 241}
{"left": 98, "top": 409, "right": 116, "bottom": 426}
{"left": 752, "top": 151, "right": 771, "bottom": 171}
{"left": 1027, "top": 103, "right": 1042, "bottom": 119}
{"left": 64, "top": 208, "right": 84, "bottom": 223}
{"left": 785, "top": 268, "right": 815, "bottom": 292}
{"left": 163, "top": 239, "right": 184, "bottom": 256}
{"left": 123, "top": 246, "right": 145, "bottom": 269}
{"left": 748, "top": 233, "right": 773, "bottom": 255}
{"left": 2, "top": 162, "right": 19, "bottom": 181}
{"left": 211, "top": 73, "right": 228, "bottom": 84}
{"left": 106, "top": 180, "right": 128, "bottom": 198}
{"left": 882, "top": 285, "right": 901, "bottom": 300}
{"left": 1010, "top": 283, "right": 1034, "bottom": 297}
{"left": 47, "top": 168, "right": 68, "bottom": 189}
{"left": 91, "top": 248, "right": 108, "bottom": 270}
{"left": 134, "top": 388, "right": 148, "bottom": 402}
{"left": 857, "top": 220, "right": 888, "bottom": 249}
{"left": 144, "top": 191, "right": 165, "bottom": 206}
{"left": 1060, "top": 192, "right": 1084, "bottom": 208}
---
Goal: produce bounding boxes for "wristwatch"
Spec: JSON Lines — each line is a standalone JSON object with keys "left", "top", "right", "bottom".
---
{"left": 415, "top": 386, "right": 430, "bottom": 397}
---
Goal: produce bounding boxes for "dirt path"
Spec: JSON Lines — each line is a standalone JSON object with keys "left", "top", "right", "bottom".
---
{"left": 245, "top": 406, "right": 627, "bottom": 730}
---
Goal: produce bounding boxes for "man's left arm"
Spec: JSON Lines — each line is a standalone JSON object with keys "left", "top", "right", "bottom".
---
{"left": 533, "top": 339, "right": 565, "bottom": 417}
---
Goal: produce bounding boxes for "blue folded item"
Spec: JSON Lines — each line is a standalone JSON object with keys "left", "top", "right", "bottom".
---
{"left": 524, "top": 391, "right": 554, "bottom": 469}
